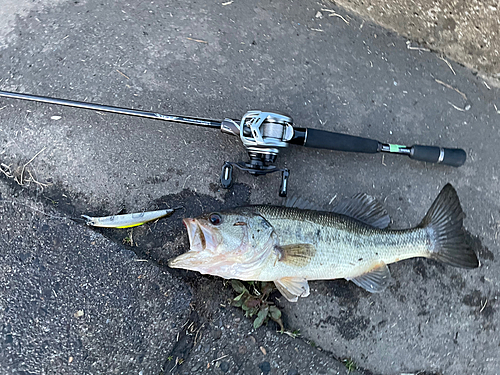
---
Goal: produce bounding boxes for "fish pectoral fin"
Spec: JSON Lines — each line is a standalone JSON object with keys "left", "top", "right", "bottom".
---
{"left": 348, "top": 262, "right": 391, "bottom": 293}
{"left": 331, "top": 193, "right": 390, "bottom": 229}
{"left": 278, "top": 244, "right": 316, "bottom": 267}
{"left": 274, "top": 277, "right": 310, "bottom": 302}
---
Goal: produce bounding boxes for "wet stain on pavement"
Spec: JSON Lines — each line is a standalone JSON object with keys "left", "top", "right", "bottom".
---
{"left": 317, "top": 311, "right": 370, "bottom": 341}
{"left": 462, "top": 290, "right": 496, "bottom": 320}
{"left": 323, "top": 279, "right": 362, "bottom": 308}
{"left": 466, "top": 233, "right": 494, "bottom": 262}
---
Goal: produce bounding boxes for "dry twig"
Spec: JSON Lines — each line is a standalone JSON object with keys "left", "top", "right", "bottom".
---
{"left": 406, "top": 41, "right": 430, "bottom": 52}
{"left": 212, "top": 354, "right": 229, "bottom": 363}
{"left": 5, "top": 148, "right": 49, "bottom": 189}
{"left": 0, "top": 163, "right": 13, "bottom": 178}
{"left": 321, "top": 9, "right": 349, "bottom": 24}
{"left": 187, "top": 37, "right": 208, "bottom": 44}
{"left": 448, "top": 101, "right": 465, "bottom": 112}
{"left": 435, "top": 79, "right": 467, "bottom": 101}
{"left": 116, "top": 69, "right": 130, "bottom": 79}
{"left": 437, "top": 55, "right": 456, "bottom": 75}
{"left": 480, "top": 299, "right": 488, "bottom": 313}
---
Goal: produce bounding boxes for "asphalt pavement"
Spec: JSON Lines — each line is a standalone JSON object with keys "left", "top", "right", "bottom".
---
{"left": 0, "top": 0, "right": 499, "bottom": 374}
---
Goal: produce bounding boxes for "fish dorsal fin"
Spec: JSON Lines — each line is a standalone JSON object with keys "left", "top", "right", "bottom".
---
{"left": 278, "top": 244, "right": 316, "bottom": 267}
{"left": 285, "top": 196, "right": 317, "bottom": 210}
{"left": 274, "top": 277, "right": 310, "bottom": 302}
{"left": 348, "top": 262, "right": 391, "bottom": 293}
{"left": 331, "top": 193, "right": 390, "bottom": 229}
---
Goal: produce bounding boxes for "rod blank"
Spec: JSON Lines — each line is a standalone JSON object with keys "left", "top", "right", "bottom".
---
{"left": 0, "top": 90, "right": 222, "bottom": 129}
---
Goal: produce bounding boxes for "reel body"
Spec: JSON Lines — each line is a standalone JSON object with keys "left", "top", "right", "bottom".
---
{"left": 220, "top": 111, "right": 293, "bottom": 196}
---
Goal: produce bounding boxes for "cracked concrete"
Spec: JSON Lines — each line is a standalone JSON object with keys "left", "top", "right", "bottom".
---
{"left": 0, "top": 0, "right": 499, "bottom": 374}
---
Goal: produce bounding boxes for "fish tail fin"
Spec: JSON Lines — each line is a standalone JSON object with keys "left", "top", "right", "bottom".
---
{"left": 419, "top": 184, "right": 479, "bottom": 269}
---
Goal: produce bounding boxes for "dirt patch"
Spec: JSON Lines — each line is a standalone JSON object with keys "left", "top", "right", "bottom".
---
{"left": 332, "top": 0, "right": 500, "bottom": 81}
{"left": 319, "top": 311, "right": 370, "bottom": 341}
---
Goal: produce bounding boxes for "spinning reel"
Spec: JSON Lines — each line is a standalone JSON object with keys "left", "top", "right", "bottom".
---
{"left": 0, "top": 90, "right": 467, "bottom": 196}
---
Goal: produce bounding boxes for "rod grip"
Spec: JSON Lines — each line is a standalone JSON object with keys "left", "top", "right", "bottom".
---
{"left": 410, "top": 145, "right": 466, "bottom": 167}
{"left": 304, "top": 128, "right": 379, "bottom": 153}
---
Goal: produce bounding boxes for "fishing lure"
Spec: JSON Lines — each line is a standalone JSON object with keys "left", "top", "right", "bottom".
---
{"left": 82, "top": 209, "right": 175, "bottom": 228}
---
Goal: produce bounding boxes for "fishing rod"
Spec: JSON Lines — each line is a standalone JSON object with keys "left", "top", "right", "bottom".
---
{"left": 0, "top": 90, "right": 466, "bottom": 196}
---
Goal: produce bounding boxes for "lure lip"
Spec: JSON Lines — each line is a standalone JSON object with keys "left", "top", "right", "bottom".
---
{"left": 81, "top": 215, "right": 97, "bottom": 226}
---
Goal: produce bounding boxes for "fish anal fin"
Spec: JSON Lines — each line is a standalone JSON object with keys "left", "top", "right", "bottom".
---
{"left": 349, "top": 262, "right": 391, "bottom": 293}
{"left": 332, "top": 193, "right": 390, "bottom": 229}
{"left": 278, "top": 244, "right": 316, "bottom": 267}
{"left": 274, "top": 277, "right": 310, "bottom": 302}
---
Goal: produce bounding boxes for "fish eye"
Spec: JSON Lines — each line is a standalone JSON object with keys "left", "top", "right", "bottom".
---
{"left": 209, "top": 213, "right": 223, "bottom": 226}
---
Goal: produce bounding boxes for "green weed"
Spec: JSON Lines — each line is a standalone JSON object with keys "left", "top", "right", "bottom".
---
{"left": 230, "top": 280, "right": 284, "bottom": 331}
{"left": 342, "top": 358, "right": 357, "bottom": 373}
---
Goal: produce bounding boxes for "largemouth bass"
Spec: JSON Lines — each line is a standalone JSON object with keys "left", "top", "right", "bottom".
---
{"left": 169, "top": 184, "right": 479, "bottom": 302}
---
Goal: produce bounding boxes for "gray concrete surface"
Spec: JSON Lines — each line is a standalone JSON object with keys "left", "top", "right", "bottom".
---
{"left": 0, "top": 0, "right": 499, "bottom": 374}
{"left": 176, "top": 306, "right": 365, "bottom": 375}
{"left": 332, "top": 0, "right": 500, "bottom": 82}
{"left": 0, "top": 180, "right": 191, "bottom": 374}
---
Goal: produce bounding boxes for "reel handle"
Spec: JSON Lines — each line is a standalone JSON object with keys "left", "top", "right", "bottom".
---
{"left": 292, "top": 128, "right": 466, "bottom": 167}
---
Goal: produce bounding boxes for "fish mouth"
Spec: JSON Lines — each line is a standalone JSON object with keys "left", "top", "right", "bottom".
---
{"left": 169, "top": 217, "right": 273, "bottom": 280}
{"left": 168, "top": 218, "right": 219, "bottom": 270}
{"left": 182, "top": 218, "right": 218, "bottom": 252}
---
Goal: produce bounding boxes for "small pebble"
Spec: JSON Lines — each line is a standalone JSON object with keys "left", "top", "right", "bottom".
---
{"left": 246, "top": 335, "right": 256, "bottom": 345}
{"left": 212, "top": 328, "right": 222, "bottom": 340}
{"left": 287, "top": 369, "right": 299, "bottom": 375}
{"left": 191, "top": 362, "right": 201, "bottom": 372}
{"left": 220, "top": 361, "right": 229, "bottom": 373}
{"left": 259, "top": 361, "right": 271, "bottom": 374}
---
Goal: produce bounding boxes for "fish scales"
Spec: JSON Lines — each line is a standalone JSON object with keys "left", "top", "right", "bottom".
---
{"left": 169, "top": 184, "right": 479, "bottom": 301}
{"left": 253, "top": 206, "right": 430, "bottom": 281}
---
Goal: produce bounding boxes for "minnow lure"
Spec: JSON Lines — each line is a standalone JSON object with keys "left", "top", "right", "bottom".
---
{"left": 82, "top": 209, "right": 175, "bottom": 228}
